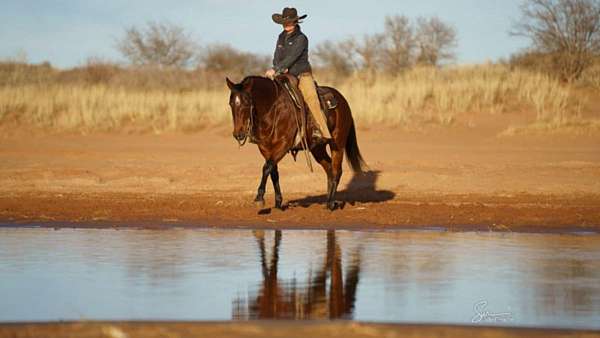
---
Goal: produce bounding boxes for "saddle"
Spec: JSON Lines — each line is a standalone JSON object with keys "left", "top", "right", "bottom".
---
{"left": 276, "top": 74, "right": 338, "bottom": 113}
{"left": 275, "top": 74, "right": 337, "bottom": 156}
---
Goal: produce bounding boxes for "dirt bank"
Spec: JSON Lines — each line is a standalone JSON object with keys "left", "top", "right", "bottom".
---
{"left": 1, "top": 124, "right": 599, "bottom": 231}
{"left": 1, "top": 321, "right": 598, "bottom": 338}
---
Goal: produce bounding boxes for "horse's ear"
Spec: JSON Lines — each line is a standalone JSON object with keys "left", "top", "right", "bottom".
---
{"left": 242, "top": 78, "right": 253, "bottom": 91}
{"left": 225, "top": 77, "right": 235, "bottom": 90}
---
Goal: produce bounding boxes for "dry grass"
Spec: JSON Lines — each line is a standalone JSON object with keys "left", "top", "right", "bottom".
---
{"left": 0, "top": 84, "right": 229, "bottom": 133}
{"left": 339, "top": 65, "right": 586, "bottom": 127}
{"left": 0, "top": 62, "right": 598, "bottom": 134}
{"left": 501, "top": 118, "right": 600, "bottom": 136}
{"left": 577, "top": 62, "right": 600, "bottom": 89}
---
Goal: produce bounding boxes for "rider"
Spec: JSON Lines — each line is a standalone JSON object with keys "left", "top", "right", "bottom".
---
{"left": 265, "top": 7, "right": 332, "bottom": 142}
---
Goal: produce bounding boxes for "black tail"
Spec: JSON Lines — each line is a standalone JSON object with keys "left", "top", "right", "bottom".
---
{"left": 345, "top": 122, "right": 367, "bottom": 173}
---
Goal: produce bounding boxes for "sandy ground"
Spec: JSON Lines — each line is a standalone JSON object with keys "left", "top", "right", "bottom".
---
{"left": 1, "top": 121, "right": 600, "bottom": 231}
{"left": 1, "top": 321, "right": 598, "bottom": 338}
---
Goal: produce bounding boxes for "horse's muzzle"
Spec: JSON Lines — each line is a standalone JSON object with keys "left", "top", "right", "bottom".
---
{"left": 233, "top": 132, "right": 247, "bottom": 145}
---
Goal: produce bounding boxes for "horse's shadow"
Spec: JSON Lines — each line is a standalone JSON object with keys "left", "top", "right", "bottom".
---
{"left": 288, "top": 170, "right": 395, "bottom": 208}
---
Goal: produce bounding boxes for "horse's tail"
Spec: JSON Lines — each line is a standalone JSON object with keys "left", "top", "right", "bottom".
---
{"left": 345, "top": 121, "right": 367, "bottom": 173}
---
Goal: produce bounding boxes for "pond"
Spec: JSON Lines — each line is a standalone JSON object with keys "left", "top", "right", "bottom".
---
{"left": 0, "top": 227, "right": 599, "bottom": 329}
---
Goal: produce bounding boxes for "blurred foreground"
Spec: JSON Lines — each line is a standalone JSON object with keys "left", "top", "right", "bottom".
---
{"left": 2, "top": 322, "right": 597, "bottom": 338}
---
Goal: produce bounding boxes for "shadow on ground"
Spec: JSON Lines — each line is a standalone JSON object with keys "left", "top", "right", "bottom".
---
{"left": 288, "top": 170, "right": 396, "bottom": 208}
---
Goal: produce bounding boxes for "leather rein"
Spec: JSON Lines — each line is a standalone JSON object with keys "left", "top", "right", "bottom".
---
{"left": 237, "top": 80, "right": 281, "bottom": 147}
{"left": 238, "top": 102, "right": 254, "bottom": 147}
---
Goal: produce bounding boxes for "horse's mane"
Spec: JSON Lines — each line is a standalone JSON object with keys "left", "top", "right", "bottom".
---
{"left": 240, "top": 75, "right": 279, "bottom": 98}
{"left": 240, "top": 75, "right": 272, "bottom": 88}
{"left": 241, "top": 75, "right": 267, "bottom": 85}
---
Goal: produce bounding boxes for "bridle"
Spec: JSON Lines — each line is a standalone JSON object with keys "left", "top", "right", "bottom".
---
{"left": 234, "top": 79, "right": 281, "bottom": 147}
{"left": 237, "top": 99, "right": 254, "bottom": 147}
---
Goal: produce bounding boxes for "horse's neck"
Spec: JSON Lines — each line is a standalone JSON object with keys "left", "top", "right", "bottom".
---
{"left": 250, "top": 78, "right": 281, "bottom": 122}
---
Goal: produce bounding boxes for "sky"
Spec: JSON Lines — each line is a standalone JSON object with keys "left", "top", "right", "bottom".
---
{"left": 0, "top": 0, "right": 529, "bottom": 68}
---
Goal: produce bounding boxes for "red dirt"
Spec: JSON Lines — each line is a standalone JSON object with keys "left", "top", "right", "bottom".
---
{"left": 1, "top": 123, "right": 599, "bottom": 232}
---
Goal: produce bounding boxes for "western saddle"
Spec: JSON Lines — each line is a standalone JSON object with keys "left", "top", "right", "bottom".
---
{"left": 276, "top": 73, "right": 337, "bottom": 114}
{"left": 274, "top": 74, "right": 337, "bottom": 154}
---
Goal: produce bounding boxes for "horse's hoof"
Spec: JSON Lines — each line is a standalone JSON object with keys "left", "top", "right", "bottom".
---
{"left": 255, "top": 199, "right": 265, "bottom": 208}
{"left": 274, "top": 201, "right": 285, "bottom": 211}
{"left": 326, "top": 201, "right": 337, "bottom": 211}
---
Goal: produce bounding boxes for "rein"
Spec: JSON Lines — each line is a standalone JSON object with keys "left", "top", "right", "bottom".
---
{"left": 238, "top": 95, "right": 279, "bottom": 145}
{"left": 236, "top": 78, "right": 312, "bottom": 174}
{"left": 237, "top": 81, "right": 280, "bottom": 146}
{"left": 238, "top": 103, "right": 254, "bottom": 147}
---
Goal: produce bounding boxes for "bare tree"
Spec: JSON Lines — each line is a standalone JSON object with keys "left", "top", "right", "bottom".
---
{"left": 200, "top": 44, "right": 269, "bottom": 76}
{"left": 512, "top": 0, "right": 600, "bottom": 81}
{"left": 354, "top": 33, "right": 385, "bottom": 72}
{"left": 415, "top": 16, "right": 458, "bottom": 66}
{"left": 381, "top": 15, "right": 415, "bottom": 75}
{"left": 116, "top": 21, "right": 199, "bottom": 68}
{"left": 313, "top": 39, "right": 358, "bottom": 76}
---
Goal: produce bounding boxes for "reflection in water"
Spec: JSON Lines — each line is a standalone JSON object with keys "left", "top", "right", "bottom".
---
{"left": 515, "top": 236, "right": 600, "bottom": 321}
{"left": 121, "top": 231, "right": 188, "bottom": 285}
{"left": 0, "top": 228, "right": 599, "bottom": 329}
{"left": 232, "top": 230, "right": 361, "bottom": 319}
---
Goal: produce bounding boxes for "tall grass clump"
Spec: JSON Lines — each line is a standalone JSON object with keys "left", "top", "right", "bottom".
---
{"left": 0, "top": 84, "right": 228, "bottom": 133}
{"left": 0, "top": 61, "right": 231, "bottom": 133}
{"left": 340, "top": 64, "right": 582, "bottom": 127}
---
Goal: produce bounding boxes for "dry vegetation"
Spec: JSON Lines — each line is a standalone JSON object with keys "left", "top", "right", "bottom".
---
{"left": 0, "top": 61, "right": 598, "bottom": 135}
{"left": 338, "top": 65, "right": 590, "bottom": 128}
{"left": 0, "top": 62, "right": 231, "bottom": 133}
{"left": 0, "top": 83, "right": 228, "bottom": 133}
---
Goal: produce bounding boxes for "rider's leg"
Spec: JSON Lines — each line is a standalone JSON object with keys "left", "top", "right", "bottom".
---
{"left": 298, "top": 72, "right": 331, "bottom": 139}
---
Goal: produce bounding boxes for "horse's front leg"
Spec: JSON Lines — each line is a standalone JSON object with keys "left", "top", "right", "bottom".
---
{"left": 270, "top": 164, "right": 283, "bottom": 209}
{"left": 255, "top": 160, "right": 274, "bottom": 207}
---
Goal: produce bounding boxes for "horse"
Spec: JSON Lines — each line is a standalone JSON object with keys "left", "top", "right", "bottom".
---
{"left": 225, "top": 75, "right": 366, "bottom": 211}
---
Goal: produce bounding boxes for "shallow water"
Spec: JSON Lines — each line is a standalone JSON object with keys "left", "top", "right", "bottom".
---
{"left": 0, "top": 228, "right": 599, "bottom": 329}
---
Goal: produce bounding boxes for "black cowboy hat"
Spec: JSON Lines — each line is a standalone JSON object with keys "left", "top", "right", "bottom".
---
{"left": 272, "top": 7, "right": 307, "bottom": 25}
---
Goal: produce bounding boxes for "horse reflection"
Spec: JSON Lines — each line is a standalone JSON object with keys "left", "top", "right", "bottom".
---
{"left": 232, "top": 230, "right": 361, "bottom": 319}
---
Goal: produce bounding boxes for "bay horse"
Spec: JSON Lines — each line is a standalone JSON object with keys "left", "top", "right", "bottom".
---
{"left": 225, "top": 75, "right": 366, "bottom": 211}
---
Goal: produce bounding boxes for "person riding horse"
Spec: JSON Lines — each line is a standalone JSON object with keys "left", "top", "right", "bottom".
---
{"left": 226, "top": 7, "right": 366, "bottom": 211}
{"left": 264, "top": 7, "right": 331, "bottom": 143}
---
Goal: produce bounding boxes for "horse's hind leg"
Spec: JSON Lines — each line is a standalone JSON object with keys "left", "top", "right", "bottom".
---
{"left": 270, "top": 164, "right": 283, "bottom": 209}
{"left": 328, "top": 147, "right": 344, "bottom": 211}
{"left": 310, "top": 144, "right": 334, "bottom": 208}
{"left": 255, "top": 160, "right": 274, "bottom": 207}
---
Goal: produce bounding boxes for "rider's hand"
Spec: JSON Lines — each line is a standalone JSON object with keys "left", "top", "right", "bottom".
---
{"left": 265, "top": 68, "right": 276, "bottom": 79}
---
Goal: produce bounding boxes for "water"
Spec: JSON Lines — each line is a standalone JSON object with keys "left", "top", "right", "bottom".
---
{"left": 0, "top": 228, "right": 599, "bottom": 329}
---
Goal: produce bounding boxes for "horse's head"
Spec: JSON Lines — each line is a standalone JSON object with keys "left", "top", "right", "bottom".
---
{"left": 226, "top": 77, "right": 253, "bottom": 146}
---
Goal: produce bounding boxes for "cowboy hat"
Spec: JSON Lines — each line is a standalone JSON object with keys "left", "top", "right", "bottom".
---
{"left": 272, "top": 7, "right": 307, "bottom": 25}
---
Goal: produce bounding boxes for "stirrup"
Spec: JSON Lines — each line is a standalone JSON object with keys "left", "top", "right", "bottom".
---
{"left": 311, "top": 132, "right": 328, "bottom": 148}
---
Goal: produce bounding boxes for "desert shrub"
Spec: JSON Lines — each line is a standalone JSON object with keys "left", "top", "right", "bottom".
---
{"left": 0, "top": 61, "right": 55, "bottom": 86}
{"left": 511, "top": 0, "right": 600, "bottom": 82}
{"left": 200, "top": 44, "right": 269, "bottom": 79}
{"left": 116, "top": 21, "right": 199, "bottom": 69}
